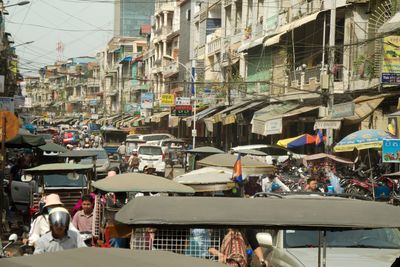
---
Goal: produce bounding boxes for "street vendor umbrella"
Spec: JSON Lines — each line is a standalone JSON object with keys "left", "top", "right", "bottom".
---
{"left": 277, "top": 134, "right": 316, "bottom": 148}
{"left": 0, "top": 247, "right": 227, "bottom": 267}
{"left": 334, "top": 129, "right": 394, "bottom": 152}
{"left": 173, "top": 167, "right": 235, "bottom": 192}
{"left": 38, "top": 143, "right": 68, "bottom": 153}
{"left": 5, "top": 134, "right": 46, "bottom": 148}
{"left": 92, "top": 173, "right": 195, "bottom": 194}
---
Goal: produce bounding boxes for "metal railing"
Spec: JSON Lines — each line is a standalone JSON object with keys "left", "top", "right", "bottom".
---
{"left": 207, "top": 37, "right": 222, "bottom": 55}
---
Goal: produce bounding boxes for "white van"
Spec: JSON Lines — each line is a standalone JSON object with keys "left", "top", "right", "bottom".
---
{"left": 138, "top": 145, "right": 166, "bottom": 177}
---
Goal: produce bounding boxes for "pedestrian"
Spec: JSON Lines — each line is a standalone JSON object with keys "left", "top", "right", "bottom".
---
{"left": 33, "top": 207, "right": 86, "bottom": 254}
{"left": 305, "top": 177, "right": 321, "bottom": 192}
{"left": 72, "top": 195, "right": 94, "bottom": 232}
{"left": 117, "top": 142, "right": 126, "bottom": 156}
{"left": 244, "top": 176, "right": 262, "bottom": 197}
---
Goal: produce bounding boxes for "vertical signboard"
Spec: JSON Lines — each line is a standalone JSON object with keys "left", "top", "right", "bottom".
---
{"left": 160, "top": 94, "right": 175, "bottom": 107}
{"left": 382, "top": 36, "right": 400, "bottom": 84}
{"left": 140, "top": 93, "right": 154, "bottom": 109}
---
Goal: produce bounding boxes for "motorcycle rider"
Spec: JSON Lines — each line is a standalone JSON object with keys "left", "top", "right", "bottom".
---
{"left": 34, "top": 207, "right": 86, "bottom": 254}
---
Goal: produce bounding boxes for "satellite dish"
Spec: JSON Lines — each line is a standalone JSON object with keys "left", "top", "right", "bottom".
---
{"left": 67, "top": 172, "right": 80, "bottom": 181}
{"left": 21, "top": 174, "right": 33, "bottom": 182}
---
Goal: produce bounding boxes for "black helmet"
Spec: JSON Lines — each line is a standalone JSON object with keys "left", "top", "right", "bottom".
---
{"left": 48, "top": 207, "right": 70, "bottom": 229}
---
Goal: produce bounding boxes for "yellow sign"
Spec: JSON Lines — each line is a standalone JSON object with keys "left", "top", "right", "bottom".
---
{"left": 160, "top": 94, "right": 174, "bottom": 107}
{"left": 0, "top": 111, "right": 20, "bottom": 141}
{"left": 382, "top": 36, "right": 400, "bottom": 83}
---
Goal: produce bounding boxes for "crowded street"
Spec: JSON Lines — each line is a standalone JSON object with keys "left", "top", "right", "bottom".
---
{"left": 1, "top": 0, "right": 400, "bottom": 266}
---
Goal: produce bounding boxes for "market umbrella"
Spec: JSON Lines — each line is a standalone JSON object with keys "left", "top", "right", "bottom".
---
{"left": 186, "top": 146, "right": 224, "bottom": 154}
{"left": 6, "top": 134, "right": 46, "bottom": 148}
{"left": 92, "top": 173, "right": 195, "bottom": 194}
{"left": 277, "top": 134, "right": 316, "bottom": 148}
{"left": 173, "top": 167, "right": 235, "bottom": 192}
{"left": 334, "top": 129, "right": 394, "bottom": 152}
{"left": 303, "top": 153, "right": 353, "bottom": 165}
{"left": 197, "top": 153, "right": 275, "bottom": 175}
{"left": 38, "top": 143, "right": 68, "bottom": 153}
{"left": 0, "top": 247, "right": 226, "bottom": 267}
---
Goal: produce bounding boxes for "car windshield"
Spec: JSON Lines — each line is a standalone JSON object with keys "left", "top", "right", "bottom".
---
{"left": 284, "top": 229, "right": 400, "bottom": 249}
{"left": 43, "top": 174, "right": 86, "bottom": 187}
{"left": 139, "top": 146, "right": 162, "bottom": 155}
{"left": 80, "top": 150, "right": 108, "bottom": 164}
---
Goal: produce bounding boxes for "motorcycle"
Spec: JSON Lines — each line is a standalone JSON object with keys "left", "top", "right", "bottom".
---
{"left": 80, "top": 231, "right": 94, "bottom": 247}
{"left": 0, "top": 233, "right": 18, "bottom": 258}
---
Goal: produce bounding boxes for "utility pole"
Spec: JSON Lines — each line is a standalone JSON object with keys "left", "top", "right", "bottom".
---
{"left": 326, "top": 0, "right": 336, "bottom": 153}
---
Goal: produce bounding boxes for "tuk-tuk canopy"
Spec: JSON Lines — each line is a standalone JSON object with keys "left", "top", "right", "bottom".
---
{"left": 58, "top": 150, "right": 98, "bottom": 158}
{"left": 92, "top": 173, "right": 195, "bottom": 194}
{"left": 0, "top": 247, "right": 226, "bottom": 267}
{"left": 186, "top": 146, "right": 224, "bottom": 154}
{"left": 24, "top": 163, "right": 93, "bottom": 174}
{"left": 197, "top": 153, "right": 275, "bottom": 175}
{"left": 115, "top": 196, "right": 400, "bottom": 230}
{"left": 38, "top": 143, "right": 68, "bottom": 153}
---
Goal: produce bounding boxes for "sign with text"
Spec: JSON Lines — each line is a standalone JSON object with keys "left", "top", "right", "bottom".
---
{"left": 171, "top": 105, "right": 192, "bottom": 117}
{"left": 175, "top": 97, "right": 191, "bottom": 106}
{"left": 382, "top": 139, "right": 400, "bottom": 163}
{"left": 140, "top": 93, "right": 154, "bottom": 109}
{"left": 314, "top": 119, "right": 341, "bottom": 130}
{"left": 0, "top": 97, "right": 14, "bottom": 113}
{"left": 264, "top": 118, "right": 282, "bottom": 135}
{"left": 161, "top": 94, "right": 175, "bottom": 107}
{"left": 382, "top": 36, "right": 400, "bottom": 84}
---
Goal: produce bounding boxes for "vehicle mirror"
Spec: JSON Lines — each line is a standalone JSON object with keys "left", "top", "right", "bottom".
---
{"left": 8, "top": 233, "right": 18, "bottom": 242}
{"left": 67, "top": 172, "right": 80, "bottom": 181}
{"left": 256, "top": 232, "right": 273, "bottom": 248}
{"left": 21, "top": 174, "right": 33, "bottom": 182}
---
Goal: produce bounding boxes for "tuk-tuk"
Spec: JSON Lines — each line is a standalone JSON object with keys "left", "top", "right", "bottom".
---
{"left": 90, "top": 173, "right": 194, "bottom": 245}
{"left": 58, "top": 150, "right": 99, "bottom": 178}
{"left": 12, "top": 163, "right": 94, "bottom": 217}
{"left": 160, "top": 138, "right": 186, "bottom": 168}
{"left": 115, "top": 196, "right": 400, "bottom": 266}
{"left": 102, "top": 129, "right": 128, "bottom": 155}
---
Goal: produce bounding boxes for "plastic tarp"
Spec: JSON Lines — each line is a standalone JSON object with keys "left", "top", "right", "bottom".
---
{"left": 38, "top": 143, "right": 68, "bottom": 153}
{"left": 0, "top": 247, "right": 226, "bottom": 267}
{"left": 92, "top": 173, "right": 194, "bottom": 194}
{"left": 116, "top": 196, "right": 400, "bottom": 229}
{"left": 6, "top": 134, "right": 46, "bottom": 148}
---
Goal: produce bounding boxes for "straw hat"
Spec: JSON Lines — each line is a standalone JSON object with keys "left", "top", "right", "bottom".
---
{"left": 44, "top": 193, "right": 63, "bottom": 207}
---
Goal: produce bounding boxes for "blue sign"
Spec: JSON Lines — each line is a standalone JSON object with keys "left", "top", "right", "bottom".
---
{"left": 141, "top": 93, "right": 154, "bottom": 109}
{"left": 382, "top": 139, "right": 400, "bottom": 163}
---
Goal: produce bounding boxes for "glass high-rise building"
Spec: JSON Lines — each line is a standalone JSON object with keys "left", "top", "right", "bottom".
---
{"left": 114, "top": 0, "right": 154, "bottom": 37}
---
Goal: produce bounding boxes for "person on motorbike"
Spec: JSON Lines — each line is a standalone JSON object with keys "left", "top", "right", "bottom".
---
{"left": 128, "top": 152, "right": 140, "bottom": 172}
{"left": 305, "top": 177, "right": 322, "bottom": 192}
{"left": 28, "top": 194, "right": 79, "bottom": 247}
{"left": 72, "top": 195, "right": 94, "bottom": 233}
{"left": 33, "top": 207, "right": 86, "bottom": 254}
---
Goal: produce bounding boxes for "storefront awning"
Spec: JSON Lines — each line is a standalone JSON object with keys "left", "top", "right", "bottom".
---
{"left": 149, "top": 112, "right": 169, "bottom": 123}
{"left": 378, "top": 11, "right": 400, "bottom": 34}
{"left": 222, "top": 100, "right": 266, "bottom": 125}
{"left": 263, "top": 12, "right": 321, "bottom": 47}
{"left": 213, "top": 100, "right": 253, "bottom": 123}
{"left": 251, "top": 103, "right": 299, "bottom": 136}
{"left": 237, "top": 36, "right": 264, "bottom": 53}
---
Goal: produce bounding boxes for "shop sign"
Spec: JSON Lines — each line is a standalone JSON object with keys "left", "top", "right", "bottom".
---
{"left": 264, "top": 118, "right": 282, "bottom": 136}
{"left": 314, "top": 119, "right": 341, "bottom": 130}
{"left": 171, "top": 105, "right": 192, "bottom": 117}
{"left": 332, "top": 102, "right": 355, "bottom": 118}
{"left": 0, "top": 97, "right": 14, "bottom": 113}
{"left": 89, "top": 99, "right": 97, "bottom": 106}
{"left": 175, "top": 97, "right": 191, "bottom": 106}
{"left": 382, "top": 139, "right": 400, "bottom": 163}
{"left": 161, "top": 94, "right": 175, "bottom": 107}
{"left": 381, "top": 36, "right": 400, "bottom": 84}
{"left": 91, "top": 114, "right": 99, "bottom": 120}
{"left": 141, "top": 93, "right": 154, "bottom": 109}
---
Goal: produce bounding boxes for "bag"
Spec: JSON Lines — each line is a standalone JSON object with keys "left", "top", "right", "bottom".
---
{"left": 220, "top": 231, "right": 248, "bottom": 267}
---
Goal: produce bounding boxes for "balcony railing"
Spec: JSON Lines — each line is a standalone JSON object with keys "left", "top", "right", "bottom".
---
{"left": 207, "top": 37, "right": 222, "bottom": 55}
{"left": 154, "top": 26, "right": 172, "bottom": 38}
{"left": 163, "top": 61, "right": 179, "bottom": 77}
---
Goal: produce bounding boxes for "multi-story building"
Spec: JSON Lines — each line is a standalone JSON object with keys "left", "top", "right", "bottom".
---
{"left": 114, "top": 0, "right": 154, "bottom": 37}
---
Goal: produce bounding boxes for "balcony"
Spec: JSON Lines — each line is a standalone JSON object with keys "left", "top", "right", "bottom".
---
{"left": 154, "top": 26, "right": 172, "bottom": 39}
{"left": 87, "top": 78, "right": 100, "bottom": 87}
{"left": 163, "top": 61, "right": 179, "bottom": 78}
{"left": 207, "top": 37, "right": 222, "bottom": 55}
{"left": 155, "top": 2, "right": 174, "bottom": 13}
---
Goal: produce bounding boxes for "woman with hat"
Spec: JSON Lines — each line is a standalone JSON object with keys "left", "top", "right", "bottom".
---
{"left": 28, "top": 194, "right": 78, "bottom": 247}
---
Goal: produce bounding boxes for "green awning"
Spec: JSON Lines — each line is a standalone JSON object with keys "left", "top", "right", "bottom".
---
{"left": 92, "top": 173, "right": 195, "bottom": 194}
